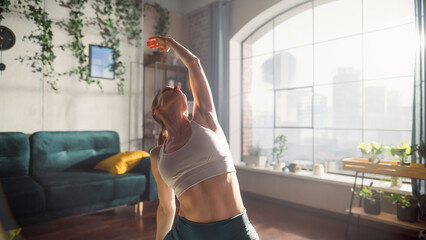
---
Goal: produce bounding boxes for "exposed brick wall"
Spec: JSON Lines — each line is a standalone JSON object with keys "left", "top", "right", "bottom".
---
{"left": 187, "top": 6, "right": 210, "bottom": 77}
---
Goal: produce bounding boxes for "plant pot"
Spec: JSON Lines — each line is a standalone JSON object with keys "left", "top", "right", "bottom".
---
{"left": 397, "top": 204, "right": 418, "bottom": 222}
{"left": 244, "top": 155, "right": 267, "bottom": 167}
{"left": 363, "top": 197, "right": 381, "bottom": 215}
{"left": 288, "top": 163, "right": 301, "bottom": 173}
{"left": 272, "top": 162, "right": 285, "bottom": 171}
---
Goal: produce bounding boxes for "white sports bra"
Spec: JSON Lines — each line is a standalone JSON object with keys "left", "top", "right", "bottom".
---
{"left": 158, "top": 121, "right": 236, "bottom": 197}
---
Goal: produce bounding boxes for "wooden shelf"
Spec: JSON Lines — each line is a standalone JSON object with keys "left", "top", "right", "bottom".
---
{"left": 343, "top": 158, "right": 426, "bottom": 180}
{"left": 348, "top": 207, "right": 426, "bottom": 231}
{"left": 144, "top": 62, "right": 187, "bottom": 72}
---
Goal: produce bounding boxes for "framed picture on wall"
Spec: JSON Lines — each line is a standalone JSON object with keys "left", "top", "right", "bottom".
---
{"left": 89, "top": 45, "right": 115, "bottom": 80}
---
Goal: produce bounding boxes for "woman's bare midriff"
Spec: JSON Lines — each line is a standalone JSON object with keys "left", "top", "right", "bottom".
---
{"left": 177, "top": 172, "right": 245, "bottom": 223}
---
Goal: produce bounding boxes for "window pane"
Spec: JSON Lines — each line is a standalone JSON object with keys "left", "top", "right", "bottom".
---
{"left": 314, "top": 82, "right": 362, "bottom": 129}
{"left": 314, "top": 36, "right": 362, "bottom": 85}
{"left": 242, "top": 127, "right": 274, "bottom": 162}
{"left": 242, "top": 54, "right": 274, "bottom": 92}
{"left": 314, "top": 129, "right": 362, "bottom": 167}
{"left": 364, "top": 78, "right": 413, "bottom": 130}
{"left": 274, "top": 3, "right": 312, "bottom": 51}
{"left": 364, "top": 0, "right": 415, "bottom": 32}
{"left": 275, "top": 88, "right": 312, "bottom": 127}
{"left": 364, "top": 24, "right": 415, "bottom": 79}
{"left": 243, "top": 21, "right": 273, "bottom": 58}
{"left": 274, "top": 128, "right": 313, "bottom": 164}
{"left": 243, "top": 91, "right": 274, "bottom": 127}
{"left": 314, "top": 0, "right": 362, "bottom": 42}
{"left": 274, "top": 46, "right": 313, "bottom": 89}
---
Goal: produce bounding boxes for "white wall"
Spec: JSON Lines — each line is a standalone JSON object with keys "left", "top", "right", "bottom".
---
{"left": 0, "top": 0, "right": 144, "bottom": 151}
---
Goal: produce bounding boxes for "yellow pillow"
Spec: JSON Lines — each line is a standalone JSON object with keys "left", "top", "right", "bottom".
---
{"left": 94, "top": 150, "right": 150, "bottom": 174}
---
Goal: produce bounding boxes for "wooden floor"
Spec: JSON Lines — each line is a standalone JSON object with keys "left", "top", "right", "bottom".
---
{"left": 20, "top": 192, "right": 418, "bottom": 240}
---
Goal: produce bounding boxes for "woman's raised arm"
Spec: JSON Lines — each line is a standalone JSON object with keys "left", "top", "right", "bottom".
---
{"left": 147, "top": 37, "right": 218, "bottom": 127}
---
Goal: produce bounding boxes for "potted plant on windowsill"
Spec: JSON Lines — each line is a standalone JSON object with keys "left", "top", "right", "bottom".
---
{"left": 385, "top": 193, "right": 419, "bottom": 222}
{"left": 272, "top": 135, "right": 287, "bottom": 171}
{"left": 244, "top": 144, "right": 267, "bottom": 168}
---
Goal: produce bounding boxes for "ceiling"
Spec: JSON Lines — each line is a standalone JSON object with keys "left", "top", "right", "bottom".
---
{"left": 146, "top": 0, "right": 221, "bottom": 15}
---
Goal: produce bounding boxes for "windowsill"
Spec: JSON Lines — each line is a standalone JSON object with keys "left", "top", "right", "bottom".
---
{"left": 235, "top": 162, "right": 412, "bottom": 195}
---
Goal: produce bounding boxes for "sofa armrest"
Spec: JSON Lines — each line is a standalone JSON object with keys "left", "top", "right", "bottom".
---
{"left": 130, "top": 157, "right": 158, "bottom": 201}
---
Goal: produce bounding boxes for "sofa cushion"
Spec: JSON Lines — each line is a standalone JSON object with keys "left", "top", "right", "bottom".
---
{"left": 33, "top": 172, "right": 146, "bottom": 211}
{"left": 30, "top": 131, "right": 120, "bottom": 174}
{"left": 0, "top": 176, "right": 45, "bottom": 217}
{"left": 94, "top": 151, "right": 150, "bottom": 174}
{"left": 0, "top": 132, "right": 30, "bottom": 177}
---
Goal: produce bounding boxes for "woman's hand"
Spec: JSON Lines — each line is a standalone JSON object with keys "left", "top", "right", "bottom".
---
{"left": 147, "top": 36, "right": 171, "bottom": 52}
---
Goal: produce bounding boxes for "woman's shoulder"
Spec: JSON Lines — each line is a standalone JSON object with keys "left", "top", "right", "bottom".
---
{"left": 150, "top": 145, "right": 163, "bottom": 160}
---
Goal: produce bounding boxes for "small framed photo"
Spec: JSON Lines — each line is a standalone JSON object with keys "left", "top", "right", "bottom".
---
{"left": 89, "top": 45, "right": 115, "bottom": 80}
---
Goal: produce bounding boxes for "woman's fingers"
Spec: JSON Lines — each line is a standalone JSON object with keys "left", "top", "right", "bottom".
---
{"left": 147, "top": 36, "right": 170, "bottom": 52}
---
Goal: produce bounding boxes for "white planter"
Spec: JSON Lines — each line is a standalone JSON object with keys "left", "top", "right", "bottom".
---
{"left": 272, "top": 162, "right": 286, "bottom": 171}
{"left": 244, "top": 155, "right": 267, "bottom": 167}
{"left": 313, "top": 163, "right": 325, "bottom": 176}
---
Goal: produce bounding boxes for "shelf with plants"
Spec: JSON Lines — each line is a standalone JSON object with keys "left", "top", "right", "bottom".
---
{"left": 348, "top": 207, "right": 426, "bottom": 231}
{"left": 344, "top": 140, "right": 426, "bottom": 234}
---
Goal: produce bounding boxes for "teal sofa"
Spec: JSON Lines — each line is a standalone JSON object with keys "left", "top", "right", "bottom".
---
{"left": 0, "top": 131, "right": 157, "bottom": 229}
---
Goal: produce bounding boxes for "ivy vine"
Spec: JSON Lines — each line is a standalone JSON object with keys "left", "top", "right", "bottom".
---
{"left": 91, "top": 0, "right": 126, "bottom": 94}
{"left": 14, "top": 0, "right": 59, "bottom": 92}
{"left": 0, "top": 0, "right": 11, "bottom": 23}
{"left": 5, "top": 0, "right": 143, "bottom": 94}
{"left": 56, "top": 0, "right": 100, "bottom": 91}
{"left": 115, "top": 0, "right": 143, "bottom": 47}
{"left": 144, "top": 3, "right": 170, "bottom": 37}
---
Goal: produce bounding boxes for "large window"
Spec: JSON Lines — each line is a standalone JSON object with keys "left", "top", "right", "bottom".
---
{"left": 242, "top": 0, "right": 415, "bottom": 174}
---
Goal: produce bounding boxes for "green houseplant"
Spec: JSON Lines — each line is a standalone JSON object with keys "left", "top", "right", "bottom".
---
{"left": 387, "top": 140, "right": 412, "bottom": 188}
{"left": 244, "top": 144, "right": 267, "bottom": 167}
{"left": 358, "top": 142, "right": 384, "bottom": 163}
{"left": 354, "top": 182, "right": 382, "bottom": 215}
{"left": 417, "top": 140, "right": 426, "bottom": 163}
{"left": 387, "top": 139, "right": 412, "bottom": 165}
{"left": 385, "top": 193, "right": 419, "bottom": 222}
{"left": 272, "top": 135, "right": 288, "bottom": 171}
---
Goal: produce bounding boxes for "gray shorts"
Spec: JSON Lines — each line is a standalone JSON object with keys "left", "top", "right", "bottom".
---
{"left": 163, "top": 208, "right": 259, "bottom": 240}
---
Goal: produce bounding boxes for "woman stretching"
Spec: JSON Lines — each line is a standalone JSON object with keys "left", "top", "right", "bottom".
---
{"left": 148, "top": 36, "right": 259, "bottom": 240}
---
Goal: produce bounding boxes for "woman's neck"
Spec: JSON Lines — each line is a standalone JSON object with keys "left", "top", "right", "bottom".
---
{"left": 164, "top": 117, "right": 191, "bottom": 141}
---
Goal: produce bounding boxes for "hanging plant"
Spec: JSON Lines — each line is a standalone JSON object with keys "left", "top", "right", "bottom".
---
{"left": 14, "top": 0, "right": 59, "bottom": 92}
{"left": 56, "top": 0, "right": 101, "bottom": 90}
{"left": 0, "top": 0, "right": 11, "bottom": 23}
{"left": 115, "top": 0, "right": 143, "bottom": 47}
{"left": 144, "top": 2, "right": 170, "bottom": 37}
{"left": 91, "top": 0, "right": 126, "bottom": 94}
